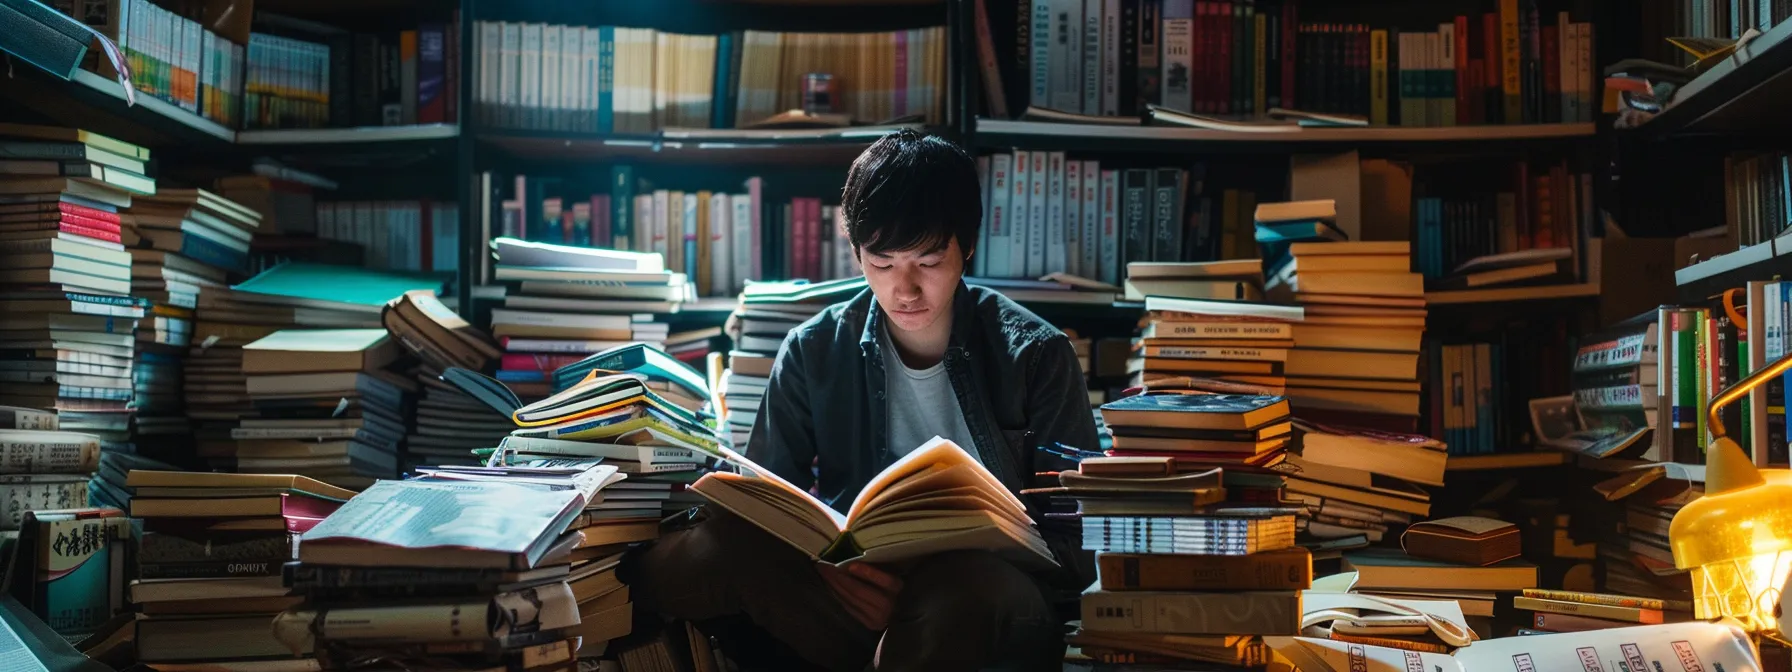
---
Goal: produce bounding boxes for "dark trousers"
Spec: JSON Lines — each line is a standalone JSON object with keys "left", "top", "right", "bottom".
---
{"left": 624, "top": 510, "right": 1062, "bottom": 672}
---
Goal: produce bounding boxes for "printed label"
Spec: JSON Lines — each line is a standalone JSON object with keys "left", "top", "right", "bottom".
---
{"left": 1673, "top": 641, "right": 1704, "bottom": 672}
{"left": 1577, "top": 647, "right": 1605, "bottom": 672}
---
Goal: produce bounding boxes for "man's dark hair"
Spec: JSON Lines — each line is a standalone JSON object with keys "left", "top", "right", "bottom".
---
{"left": 839, "top": 129, "right": 981, "bottom": 259}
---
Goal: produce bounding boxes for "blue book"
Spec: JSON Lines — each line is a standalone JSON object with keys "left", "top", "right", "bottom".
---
{"left": 610, "top": 164, "right": 634, "bottom": 250}
{"left": 597, "top": 26, "right": 615, "bottom": 133}
{"left": 1252, "top": 219, "right": 1346, "bottom": 244}
{"left": 712, "top": 32, "right": 734, "bottom": 129}
{"left": 1099, "top": 394, "right": 1289, "bottom": 431}
{"left": 551, "top": 342, "right": 708, "bottom": 401}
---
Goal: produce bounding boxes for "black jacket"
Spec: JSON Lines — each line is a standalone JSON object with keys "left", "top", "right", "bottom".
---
{"left": 744, "top": 282, "right": 1101, "bottom": 585}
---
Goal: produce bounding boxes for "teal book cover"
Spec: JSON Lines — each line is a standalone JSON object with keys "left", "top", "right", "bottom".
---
{"left": 11, "top": 510, "right": 128, "bottom": 636}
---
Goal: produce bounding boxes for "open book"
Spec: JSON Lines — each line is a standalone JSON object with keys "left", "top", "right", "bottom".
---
{"left": 693, "top": 437, "right": 1055, "bottom": 567}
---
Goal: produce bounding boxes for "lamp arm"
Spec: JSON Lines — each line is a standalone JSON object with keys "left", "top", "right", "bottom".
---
{"left": 1709, "top": 350, "right": 1792, "bottom": 440}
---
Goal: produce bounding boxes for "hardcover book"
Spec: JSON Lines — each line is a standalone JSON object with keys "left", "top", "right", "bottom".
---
{"left": 1099, "top": 394, "right": 1289, "bottom": 430}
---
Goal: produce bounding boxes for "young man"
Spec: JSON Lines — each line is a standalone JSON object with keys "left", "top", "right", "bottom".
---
{"left": 626, "top": 131, "right": 1099, "bottom": 671}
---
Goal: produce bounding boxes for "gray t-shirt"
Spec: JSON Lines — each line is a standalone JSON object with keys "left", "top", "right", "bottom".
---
{"left": 881, "top": 324, "right": 980, "bottom": 463}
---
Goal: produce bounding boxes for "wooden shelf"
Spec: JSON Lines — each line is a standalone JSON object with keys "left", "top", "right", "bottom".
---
{"left": 1639, "top": 17, "right": 1792, "bottom": 138}
{"left": 1425, "top": 283, "right": 1602, "bottom": 305}
{"left": 1446, "top": 452, "right": 1571, "bottom": 471}
{"left": 237, "top": 124, "right": 460, "bottom": 145}
{"left": 974, "top": 118, "right": 1597, "bottom": 152}
{"left": 476, "top": 124, "right": 925, "bottom": 164}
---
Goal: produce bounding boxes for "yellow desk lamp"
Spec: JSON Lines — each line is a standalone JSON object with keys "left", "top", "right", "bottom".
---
{"left": 1671, "top": 350, "right": 1792, "bottom": 640}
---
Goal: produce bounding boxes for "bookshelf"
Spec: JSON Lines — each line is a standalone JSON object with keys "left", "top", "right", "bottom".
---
{"left": 476, "top": 125, "right": 932, "bottom": 165}
{"left": 975, "top": 119, "right": 1599, "bottom": 152}
{"left": 1635, "top": 16, "right": 1792, "bottom": 138}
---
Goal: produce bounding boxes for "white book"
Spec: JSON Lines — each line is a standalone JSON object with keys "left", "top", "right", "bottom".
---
{"left": 1080, "top": 160, "right": 1101, "bottom": 278}
{"left": 1082, "top": 0, "right": 1102, "bottom": 114}
{"left": 987, "top": 153, "right": 1014, "bottom": 278}
{"left": 1049, "top": 0, "right": 1082, "bottom": 112}
{"left": 1063, "top": 158, "right": 1082, "bottom": 276}
{"left": 1101, "top": 0, "right": 1120, "bottom": 116}
{"left": 634, "top": 194, "right": 652, "bottom": 254}
{"left": 541, "top": 25, "right": 561, "bottom": 130}
{"left": 521, "top": 23, "right": 543, "bottom": 129}
{"left": 477, "top": 22, "right": 495, "bottom": 118}
{"left": 183, "top": 18, "right": 200, "bottom": 112}
{"left": 581, "top": 27, "right": 600, "bottom": 131}
{"left": 1099, "top": 170, "right": 1120, "bottom": 285}
{"left": 1436, "top": 24, "right": 1455, "bottom": 126}
{"left": 1030, "top": 0, "right": 1052, "bottom": 108}
{"left": 1162, "top": 5, "right": 1194, "bottom": 112}
{"left": 500, "top": 23, "right": 520, "bottom": 124}
{"left": 976, "top": 155, "right": 992, "bottom": 278}
{"left": 731, "top": 194, "right": 754, "bottom": 290}
{"left": 1009, "top": 150, "right": 1032, "bottom": 278}
{"left": 1026, "top": 151, "right": 1049, "bottom": 276}
{"left": 1046, "top": 151, "right": 1069, "bottom": 274}
{"left": 564, "top": 26, "right": 584, "bottom": 132}
{"left": 709, "top": 192, "right": 731, "bottom": 295}
{"left": 651, "top": 190, "right": 670, "bottom": 261}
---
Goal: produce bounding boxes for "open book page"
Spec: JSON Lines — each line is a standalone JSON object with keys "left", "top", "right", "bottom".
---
{"left": 849, "top": 468, "right": 1030, "bottom": 533}
{"left": 844, "top": 436, "right": 1028, "bottom": 524}
{"left": 691, "top": 445, "right": 847, "bottom": 557}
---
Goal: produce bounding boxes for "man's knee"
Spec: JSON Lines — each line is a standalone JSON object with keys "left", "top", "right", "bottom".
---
{"left": 899, "top": 550, "right": 1053, "bottom": 621}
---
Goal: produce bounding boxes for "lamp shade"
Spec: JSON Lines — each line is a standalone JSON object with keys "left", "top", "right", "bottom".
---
{"left": 1670, "top": 437, "right": 1792, "bottom": 631}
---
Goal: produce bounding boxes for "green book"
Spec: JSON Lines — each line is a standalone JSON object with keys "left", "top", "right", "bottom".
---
{"left": 552, "top": 342, "right": 709, "bottom": 400}
{"left": 230, "top": 262, "right": 445, "bottom": 309}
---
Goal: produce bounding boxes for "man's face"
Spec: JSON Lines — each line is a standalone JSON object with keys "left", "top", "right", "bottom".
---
{"left": 861, "top": 237, "right": 964, "bottom": 335}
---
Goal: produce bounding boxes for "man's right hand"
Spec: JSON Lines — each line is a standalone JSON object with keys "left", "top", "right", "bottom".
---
{"left": 815, "top": 561, "right": 904, "bottom": 631}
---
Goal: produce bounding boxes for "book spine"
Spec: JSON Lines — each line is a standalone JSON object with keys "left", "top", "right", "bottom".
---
{"left": 1499, "top": 0, "right": 1520, "bottom": 123}
{"left": 1162, "top": 1, "right": 1195, "bottom": 112}
{"left": 1082, "top": 0, "right": 1103, "bottom": 114}
{"left": 597, "top": 26, "right": 615, "bottom": 133}
{"left": 1520, "top": 589, "right": 1678, "bottom": 612}
{"left": 0, "top": 435, "right": 99, "bottom": 473}
{"left": 1099, "top": 170, "right": 1120, "bottom": 285}
{"left": 987, "top": 153, "right": 1013, "bottom": 277}
{"left": 1046, "top": 151, "right": 1068, "bottom": 273}
{"left": 1151, "top": 168, "right": 1181, "bottom": 261}
{"left": 1080, "top": 160, "right": 1102, "bottom": 276}
{"left": 1081, "top": 589, "right": 1300, "bottom": 634}
{"left": 1031, "top": 0, "right": 1052, "bottom": 108}
{"left": 0, "top": 479, "right": 86, "bottom": 530}
{"left": 1097, "top": 551, "right": 1312, "bottom": 591}
{"left": 1137, "top": 0, "right": 1161, "bottom": 110}
{"left": 1541, "top": 24, "right": 1560, "bottom": 123}
{"left": 1026, "top": 150, "right": 1048, "bottom": 276}
{"left": 1532, "top": 611, "right": 1631, "bottom": 633}
{"left": 1253, "top": 8, "right": 1267, "bottom": 114}
{"left": 139, "top": 560, "right": 285, "bottom": 579}
{"left": 1453, "top": 16, "right": 1470, "bottom": 124}
{"left": 1369, "top": 29, "right": 1388, "bottom": 125}
{"left": 1513, "top": 597, "right": 1664, "bottom": 624}
{"left": 1121, "top": 169, "right": 1148, "bottom": 267}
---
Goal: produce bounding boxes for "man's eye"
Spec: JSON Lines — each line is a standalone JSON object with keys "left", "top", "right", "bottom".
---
{"left": 919, "top": 262, "right": 939, "bottom": 268}
{"left": 872, "top": 264, "right": 893, "bottom": 271}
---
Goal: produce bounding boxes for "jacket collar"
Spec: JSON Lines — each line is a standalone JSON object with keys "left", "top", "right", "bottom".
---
{"left": 857, "top": 280, "right": 976, "bottom": 361}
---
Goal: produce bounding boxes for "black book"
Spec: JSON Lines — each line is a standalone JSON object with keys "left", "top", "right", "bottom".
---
{"left": 1263, "top": 0, "right": 1281, "bottom": 110}
{"left": 1119, "top": 0, "right": 1141, "bottom": 115}
{"left": 353, "top": 34, "right": 381, "bottom": 126}
{"left": 1100, "top": 393, "right": 1290, "bottom": 431}
{"left": 379, "top": 32, "right": 402, "bottom": 126}
{"left": 1151, "top": 168, "right": 1185, "bottom": 261}
{"left": 1122, "top": 168, "right": 1153, "bottom": 266}
{"left": 328, "top": 33, "right": 353, "bottom": 126}
{"left": 1137, "top": 0, "right": 1162, "bottom": 110}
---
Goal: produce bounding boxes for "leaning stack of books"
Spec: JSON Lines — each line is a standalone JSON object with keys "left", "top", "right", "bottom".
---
{"left": 1067, "top": 394, "right": 1307, "bottom": 667}
{"left": 0, "top": 406, "right": 101, "bottom": 535}
{"left": 1591, "top": 462, "right": 1702, "bottom": 603}
{"left": 184, "top": 263, "right": 441, "bottom": 477}
{"left": 489, "top": 238, "right": 687, "bottom": 399}
{"left": 123, "top": 188, "right": 261, "bottom": 461}
{"left": 1512, "top": 589, "right": 1693, "bottom": 635}
{"left": 1282, "top": 421, "right": 1445, "bottom": 557}
{"left": 1266, "top": 239, "right": 1426, "bottom": 432}
{"left": 721, "top": 276, "right": 868, "bottom": 446}
{"left": 1127, "top": 296, "right": 1303, "bottom": 398}
{"left": 0, "top": 126, "right": 150, "bottom": 438}
{"left": 277, "top": 463, "right": 626, "bottom": 669}
{"left": 237, "top": 328, "right": 411, "bottom": 490}
{"left": 382, "top": 289, "right": 508, "bottom": 469}
{"left": 125, "top": 470, "right": 348, "bottom": 668}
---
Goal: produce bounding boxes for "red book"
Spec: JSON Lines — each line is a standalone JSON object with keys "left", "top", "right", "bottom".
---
{"left": 0, "top": 201, "right": 121, "bottom": 223}
{"left": 803, "top": 197, "right": 822, "bottom": 281}
{"left": 1482, "top": 13, "right": 1501, "bottom": 122}
{"left": 1532, "top": 611, "right": 1632, "bottom": 633}
{"left": 1217, "top": 2, "right": 1232, "bottom": 115}
{"left": 0, "top": 212, "right": 124, "bottom": 233}
{"left": 62, "top": 222, "right": 125, "bottom": 244}
{"left": 1454, "top": 16, "right": 1471, "bottom": 125}
{"left": 1281, "top": 1, "right": 1298, "bottom": 109}
{"left": 1541, "top": 25, "right": 1561, "bottom": 122}
{"left": 592, "top": 194, "right": 612, "bottom": 248}
{"left": 1513, "top": 162, "right": 1532, "bottom": 249}
{"left": 0, "top": 220, "right": 125, "bottom": 244}
{"left": 1198, "top": 2, "right": 1216, "bottom": 114}
{"left": 500, "top": 353, "right": 589, "bottom": 372}
{"left": 419, "top": 201, "right": 435, "bottom": 271}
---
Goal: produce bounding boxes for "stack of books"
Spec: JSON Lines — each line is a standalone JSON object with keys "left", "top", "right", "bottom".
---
{"left": 721, "top": 276, "right": 867, "bottom": 446}
{"left": 124, "top": 187, "right": 263, "bottom": 459}
{"left": 1342, "top": 547, "right": 1539, "bottom": 639}
{"left": 966, "top": 275, "right": 1121, "bottom": 306}
{"left": 1266, "top": 239, "right": 1426, "bottom": 432}
{"left": 1512, "top": 589, "right": 1693, "bottom": 634}
{"left": 1121, "top": 260, "right": 1264, "bottom": 302}
{"left": 1098, "top": 393, "right": 1295, "bottom": 497}
{"left": 184, "top": 263, "right": 442, "bottom": 475}
{"left": 1283, "top": 421, "right": 1445, "bottom": 555}
{"left": 279, "top": 463, "right": 630, "bottom": 668}
{"left": 1127, "top": 296, "right": 1303, "bottom": 396}
{"left": 0, "top": 406, "right": 101, "bottom": 533}
{"left": 1591, "top": 462, "right": 1702, "bottom": 603}
{"left": 0, "top": 125, "right": 153, "bottom": 438}
{"left": 489, "top": 238, "right": 687, "bottom": 399}
{"left": 237, "top": 329, "right": 411, "bottom": 490}
{"left": 125, "top": 470, "right": 349, "bottom": 667}
{"left": 1066, "top": 395, "right": 1305, "bottom": 666}
{"left": 382, "top": 289, "right": 508, "bottom": 469}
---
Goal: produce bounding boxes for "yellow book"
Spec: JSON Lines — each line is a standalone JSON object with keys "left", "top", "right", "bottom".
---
{"left": 694, "top": 437, "right": 1055, "bottom": 566}
{"left": 695, "top": 190, "right": 711, "bottom": 294}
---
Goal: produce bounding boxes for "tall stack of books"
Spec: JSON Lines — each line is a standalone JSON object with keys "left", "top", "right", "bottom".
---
{"left": 122, "top": 188, "right": 262, "bottom": 462}
{"left": 721, "top": 276, "right": 868, "bottom": 446}
{"left": 0, "top": 407, "right": 101, "bottom": 534}
{"left": 0, "top": 125, "right": 153, "bottom": 439}
{"left": 278, "top": 462, "right": 629, "bottom": 668}
{"left": 382, "top": 290, "right": 507, "bottom": 470}
{"left": 1068, "top": 394, "right": 1306, "bottom": 667}
{"left": 185, "top": 263, "right": 442, "bottom": 475}
{"left": 1512, "top": 589, "right": 1693, "bottom": 634}
{"left": 1266, "top": 238, "right": 1426, "bottom": 432}
{"left": 489, "top": 238, "right": 687, "bottom": 399}
{"left": 1283, "top": 421, "right": 1445, "bottom": 555}
{"left": 237, "top": 329, "right": 410, "bottom": 490}
{"left": 125, "top": 470, "right": 349, "bottom": 668}
{"left": 1128, "top": 295, "right": 1303, "bottom": 396}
